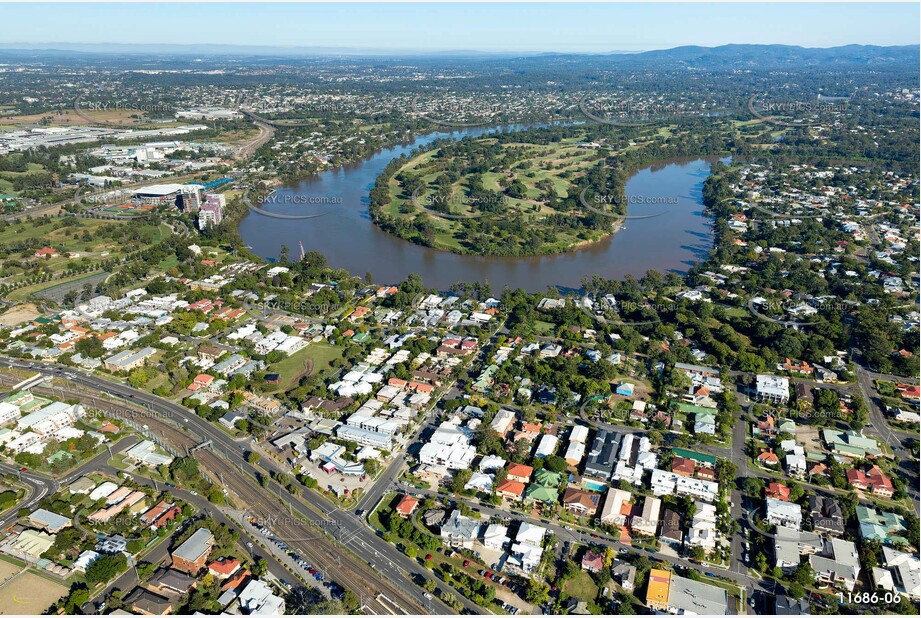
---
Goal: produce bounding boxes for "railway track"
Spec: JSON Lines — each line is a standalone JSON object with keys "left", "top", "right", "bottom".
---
{"left": 133, "top": 414, "right": 424, "bottom": 615}
{"left": 10, "top": 377, "right": 427, "bottom": 615}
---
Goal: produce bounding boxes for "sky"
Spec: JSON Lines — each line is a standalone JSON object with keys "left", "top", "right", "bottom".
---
{"left": 0, "top": 2, "right": 918, "bottom": 53}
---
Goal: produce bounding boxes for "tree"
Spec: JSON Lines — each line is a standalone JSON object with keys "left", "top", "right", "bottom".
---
{"left": 63, "top": 586, "right": 90, "bottom": 613}
{"left": 85, "top": 553, "right": 127, "bottom": 585}
{"left": 741, "top": 477, "right": 764, "bottom": 496}
{"left": 787, "top": 582, "right": 805, "bottom": 599}
{"left": 342, "top": 590, "right": 359, "bottom": 612}
{"left": 792, "top": 561, "right": 815, "bottom": 586}
{"left": 525, "top": 580, "right": 550, "bottom": 604}
{"left": 252, "top": 557, "right": 268, "bottom": 577}
{"left": 127, "top": 367, "right": 150, "bottom": 388}
{"left": 542, "top": 455, "right": 568, "bottom": 473}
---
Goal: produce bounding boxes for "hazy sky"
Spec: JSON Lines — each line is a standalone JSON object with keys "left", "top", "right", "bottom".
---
{"left": 1, "top": 2, "right": 918, "bottom": 53}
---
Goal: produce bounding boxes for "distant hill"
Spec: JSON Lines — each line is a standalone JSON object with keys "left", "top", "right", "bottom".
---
{"left": 605, "top": 43, "right": 920, "bottom": 69}
{"left": 0, "top": 42, "right": 917, "bottom": 69}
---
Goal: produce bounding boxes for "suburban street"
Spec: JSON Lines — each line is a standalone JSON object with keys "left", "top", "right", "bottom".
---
{"left": 0, "top": 356, "right": 473, "bottom": 615}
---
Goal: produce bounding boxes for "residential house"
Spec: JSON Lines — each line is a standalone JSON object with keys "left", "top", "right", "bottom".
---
{"left": 440, "top": 510, "right": 480, "bottom": 549}
{"left": 395, "top": 495, "right": 419, "bottom": 519}
{"left": 632, "top": 496, "right": 661, "bottom": 537}
{"left": 171, "top": 528, "right": 215, "bottom": 574}
{"left": 562, "top": 488, "right": 601, "bottom": 517}
{"left": 809, "top": 538, "right": 861, "bottom": 592}
{"left": 872, "top": 547, "right": 921, "bottom": 601}
{"left": 766, "top": 497, "right": 803, "bottom": 530}
{"left": 809, "top": 496, "right": 845, "bottom": 537}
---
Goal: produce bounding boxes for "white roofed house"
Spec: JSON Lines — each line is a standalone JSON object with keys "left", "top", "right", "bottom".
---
{"left": 419, "top": 421, "right": 476, "bottom": 470}
{"left": 490, "top": 409, "right": 516, "bottom": 436}
{"left": 508, "top": 522, "right": 547, "bottom": 574}
{"left": 686, "top": 502, "right": 718, "bottom": 551}
{"left": 564, "top": 440, "right": 586, "bottom": 467}
{"left": 872, "top": 547, "right": 921, "bottom": 600}
{"left": 534, "top": 433, "right": 559, "bottom": 458}
{"left": 766, "top": 497, "right": 803, "bottom": 530}
{"left": 755, "top": 374, "right": 790, "bottom": 404}
{"left": 569, "top": 424, "right": 589, "bottom": 444}
{"left": 464, "top": 472, "right": 495, "bottom": 493}
{"left": 600, "top": 488, "right": 632, "bottom": 526}
{"left": 632, "top": 497, "right": 661, "bottom": 537}
{"left": 478, "top": 455, "right": 507, "bottom": 472}
{"left": 238, "top": 578, "right": 286, "bottom": 615}
{"left": 483, "top": 523, "right": 510, "bottom": 551}
{"left": 440, "top": 510, "right": 480, "bottom": 549}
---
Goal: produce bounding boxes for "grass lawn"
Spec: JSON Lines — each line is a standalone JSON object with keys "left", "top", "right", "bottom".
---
{"left": 562, "top": 570, "right": 599, "bottom": 602}
{"left": 533, "top": 320, "right": 556, "bottom": 336}
{"left": 266, "top": 342, "right": 344, "bottom": 392}
{"left": 0, "top": 571, "right": 68, "bottom": 614}
{"left": 380, "top": 131, "right": 621, "bottom": 256}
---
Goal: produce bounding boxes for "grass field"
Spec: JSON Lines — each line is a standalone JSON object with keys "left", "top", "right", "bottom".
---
{"left": 0, "top": 558, "right": 20, "bottom": 585}
{"left": 266, "top": 342, "right": 344, "bottom": 392}
{"left": 0, "top": 218, "right": 159, "bottom": 250}
{"left": 0, "top": 108, "right": 176, "bottom": 127}
{"left": 562, "top": 570, "right": 599, "bottom": 602}
{"left": 0, "top": 218, "right": 165, "bottom": 298}
{"left": 381, "top": 132, "right": 627, "bottom": 255}
{"left": 0, "top": 571, "right": 67, "bottom": 614}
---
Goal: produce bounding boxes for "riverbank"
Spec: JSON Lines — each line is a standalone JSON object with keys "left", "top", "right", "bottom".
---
{"left": 238, "top": 124, "right": 726, "bottom": 291}
{"left": 366, "top": 124, "right": 730, "bottom": 258}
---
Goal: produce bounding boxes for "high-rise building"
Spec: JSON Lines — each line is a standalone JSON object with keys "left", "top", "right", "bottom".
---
{"left": 180, "top": 186, "right": 202, "bottom": 212}
{"left": 198, "top": 193, "right": 225, "bottom": 228}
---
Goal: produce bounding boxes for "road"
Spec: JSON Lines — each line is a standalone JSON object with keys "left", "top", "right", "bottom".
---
{"left": 0, "top": 357, "right": 469, "bottom": 615}
{"left": 82, "top": 467, "right": 308, "bottom": 613}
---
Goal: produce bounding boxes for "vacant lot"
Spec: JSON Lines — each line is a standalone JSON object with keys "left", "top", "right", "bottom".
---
{"left": 562, "top": 569, "right": 599, "bottom": 602}
{"left": 0, "top": 302, "right": 41, "bottom": 326}
{"left": 0, "top": 571, "right": 67, "bottom": 614}
{"left": 266, "top": 342, "right": 344, "bottom": 392}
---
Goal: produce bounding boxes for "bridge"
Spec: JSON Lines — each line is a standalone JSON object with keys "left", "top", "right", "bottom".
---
{"left": 10, "top": 372, "right": 48, "bottom": 391}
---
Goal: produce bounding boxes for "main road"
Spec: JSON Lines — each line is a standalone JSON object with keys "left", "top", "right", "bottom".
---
{"left": 0, "top": 357, "right": 479, "bottom": 615}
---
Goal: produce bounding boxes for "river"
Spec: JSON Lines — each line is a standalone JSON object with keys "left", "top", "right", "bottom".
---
{"left": 238, "top": 126, "right": 718, "bottom": 292}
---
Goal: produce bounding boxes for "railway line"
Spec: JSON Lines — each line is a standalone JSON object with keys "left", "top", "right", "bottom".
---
{"left": 4, "top": 374, "right": 430, "bottom": 615}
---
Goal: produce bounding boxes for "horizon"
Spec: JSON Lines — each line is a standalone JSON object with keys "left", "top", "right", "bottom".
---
{"left": 0, "top": 2, "right": 918, "bottom": 54}
{"left": 1, "top": 40, "right": 919, "bottom": 58}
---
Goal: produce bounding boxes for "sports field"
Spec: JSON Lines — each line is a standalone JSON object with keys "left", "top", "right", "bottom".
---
{"left": 0, "top": 570, "right": 67, "bottom": 614}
